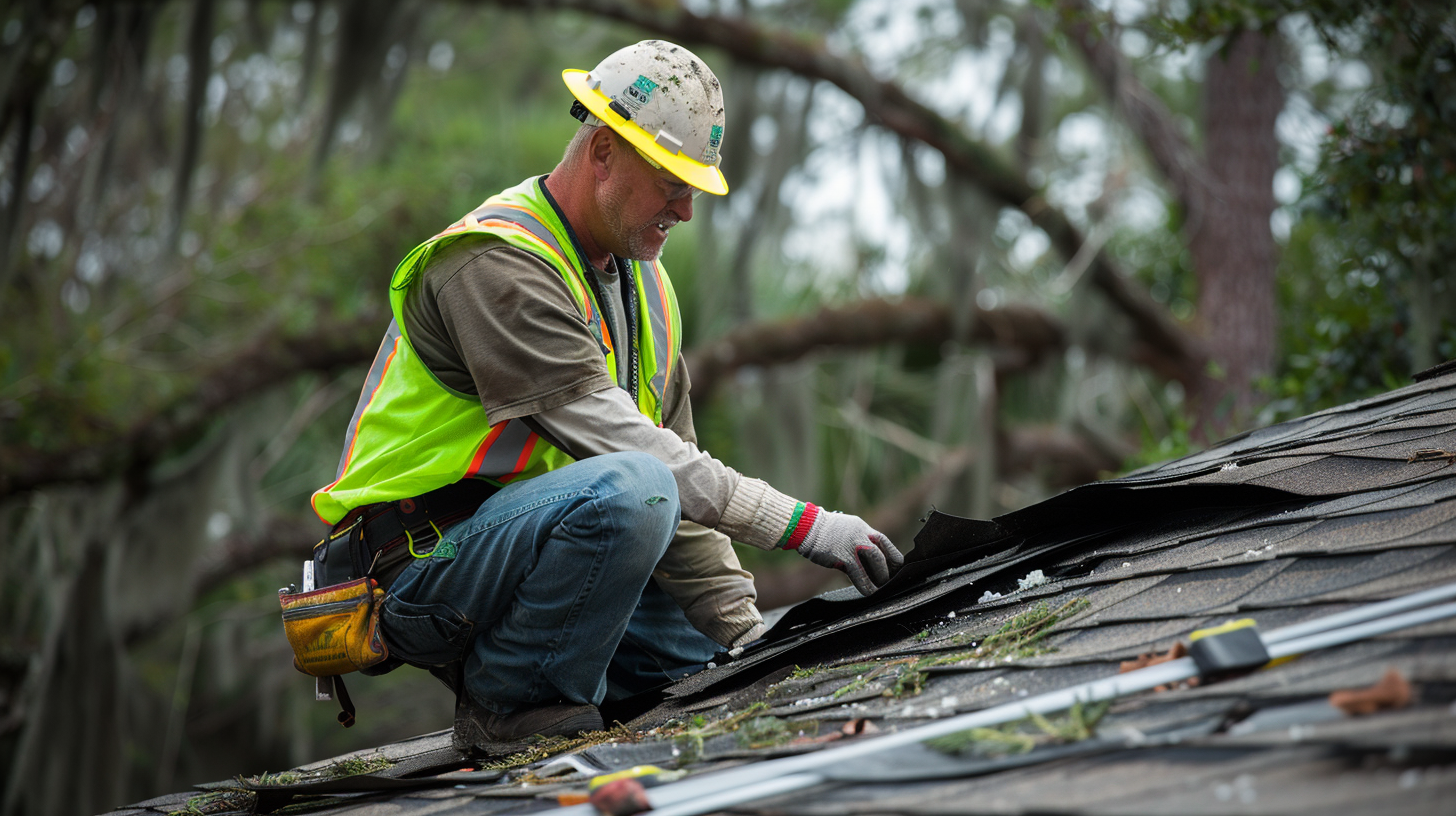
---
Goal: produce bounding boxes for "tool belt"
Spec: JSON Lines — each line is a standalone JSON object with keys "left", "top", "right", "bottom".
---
{"left": 279, "top": 478, "right": 497, "bottom": 727}
{"left": 313, "top": 478, "right": 499, "bottom": 590}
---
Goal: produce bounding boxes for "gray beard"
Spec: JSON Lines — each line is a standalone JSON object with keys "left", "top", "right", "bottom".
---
{"left": 599, "top": 184, "right": 666, "bottom": 262}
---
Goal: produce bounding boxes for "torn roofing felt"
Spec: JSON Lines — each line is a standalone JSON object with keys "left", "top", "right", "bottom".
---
{"left": 635, "top": 364, "right": 1456, "bottom": 720}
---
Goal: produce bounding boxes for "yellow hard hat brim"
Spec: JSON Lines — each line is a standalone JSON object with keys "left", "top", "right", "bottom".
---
{"left": 563, "top": 69, "right": 729, "bottom": 197}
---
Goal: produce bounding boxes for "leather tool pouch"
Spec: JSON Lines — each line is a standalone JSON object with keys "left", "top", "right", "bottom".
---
{"left": 279, "top": 577, "right": 390, "bottom": 678}
{"left": 313, "top": 516, "right": 369, "bottom": 589}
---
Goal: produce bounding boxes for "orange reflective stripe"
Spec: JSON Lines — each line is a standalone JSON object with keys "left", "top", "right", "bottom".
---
{"left": 465, "top": 419, "right": 542, "bottom": 482}
{"left": 496, "top": 433, "right": 540, "bottom": 485}
{"left": 466, "top": 422, "right": 509, "bottom": 476}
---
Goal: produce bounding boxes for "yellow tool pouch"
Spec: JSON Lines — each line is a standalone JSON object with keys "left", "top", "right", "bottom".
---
{"left": 279, "top": 577, "right": 389, "bottom": 677}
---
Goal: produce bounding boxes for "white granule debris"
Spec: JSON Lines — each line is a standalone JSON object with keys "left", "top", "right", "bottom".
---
{"left": 947, "top": 610, "right": 956, "bottom": 619}
{"left": 1221, "top": 462, "right": 1240, "bottom": 472}
{"left": 941, "top": 696, "right": 958, "bottom": 708}
{"left": 1122, "top": 562, "right": 1132, "bottom": 568}
{"left": 978, "top": 590, "right": 1003, "bottom": 604}
{"left": 1017, "top": 570, "right": 1048, "bottom": 591}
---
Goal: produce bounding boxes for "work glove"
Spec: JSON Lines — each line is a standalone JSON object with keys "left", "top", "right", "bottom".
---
{"left": 715, "top": 477, "right": 905, "bottom": 596}
{"left": 795, "top": 510, "right": 904, "bottom": 596}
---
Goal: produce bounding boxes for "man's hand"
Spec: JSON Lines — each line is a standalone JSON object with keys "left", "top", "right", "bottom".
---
{"left": 713, "top": 478, "right": 905, "bottom": 595}
{"left": 796, "top": 511, "right": 904, "bottom": 595}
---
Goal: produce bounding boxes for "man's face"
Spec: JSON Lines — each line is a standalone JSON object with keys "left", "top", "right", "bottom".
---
{"left": 596, "top": 135, "right": 696, "bottom": 262}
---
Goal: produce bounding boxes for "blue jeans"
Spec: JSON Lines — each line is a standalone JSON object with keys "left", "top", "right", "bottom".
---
{"left": 379, "top": 451, "right": 720, "bottom": 715}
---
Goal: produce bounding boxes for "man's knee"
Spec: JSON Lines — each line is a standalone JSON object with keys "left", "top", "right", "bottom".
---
{"left": 589, "top": 451, "right": 680, "bottom": 541}
{"left": 595, "top": 451, "right": 678, "bottom": 503}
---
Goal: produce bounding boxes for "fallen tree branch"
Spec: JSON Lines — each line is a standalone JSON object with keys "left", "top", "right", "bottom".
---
{"left": 479, "top": 0, "right": 1205, "bottom": 380}
{"left": 1, "top": 314, "right": 384, "bottom": 499}
{"left": 2, "top": 297, "right": 1078, "bottom": 498}
{"left": 685, "top": 297, "right": 1066, "bottom": 409}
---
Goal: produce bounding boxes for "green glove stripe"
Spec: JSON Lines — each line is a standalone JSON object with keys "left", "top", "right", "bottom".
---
{"left": 776, "top": 501, "right": 807, "bottom": 548}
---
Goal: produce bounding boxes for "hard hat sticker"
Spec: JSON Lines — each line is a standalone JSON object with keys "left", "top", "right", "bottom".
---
{"left": 625, "top": 75, "right": 659, "bottom": 111}
{"left": 703, "top": 124, "right": 723, "bottom": 164}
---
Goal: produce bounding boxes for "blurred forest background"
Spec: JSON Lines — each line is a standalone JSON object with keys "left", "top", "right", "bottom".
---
{"left": 1, "top": 0, "right": 1453, "bottom": 814}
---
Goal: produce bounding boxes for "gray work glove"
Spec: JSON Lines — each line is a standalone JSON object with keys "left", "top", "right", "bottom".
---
{"left": 796, "top": 511, "right": 904, "bottom": 596}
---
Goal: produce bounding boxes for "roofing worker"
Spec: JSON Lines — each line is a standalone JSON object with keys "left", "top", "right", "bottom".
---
{"left": 309, "top": 40, "right": 903, "bottom": 749}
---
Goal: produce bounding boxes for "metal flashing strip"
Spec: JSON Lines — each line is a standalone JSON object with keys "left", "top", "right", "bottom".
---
{"left": 551, "top": 581, "right": 1456, "bottom": 816}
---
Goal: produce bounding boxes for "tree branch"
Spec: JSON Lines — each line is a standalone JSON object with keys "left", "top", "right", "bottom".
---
{"left": 479, "top": 0, "right": 1204, "bottom": 379}
{"left": 123, "top": 514, "right": 322, "bottom": 646}
{"left": 0, "top": 315, "right": 384, "bottom": 499}
{"left": 1057, "top": 0, "right": 1211, "bottom": 225}
{"left": 684, "top": 297, "right": 1067, "bottom": 410}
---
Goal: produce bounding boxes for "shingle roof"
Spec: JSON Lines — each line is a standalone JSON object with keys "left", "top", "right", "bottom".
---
{"left": 113, "top": 365, "right": 1456, "bottom": 815}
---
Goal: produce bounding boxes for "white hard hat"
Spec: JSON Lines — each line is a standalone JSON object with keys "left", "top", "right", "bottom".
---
{"left": 563, "top": 40, "right": 728, "bottom": 196}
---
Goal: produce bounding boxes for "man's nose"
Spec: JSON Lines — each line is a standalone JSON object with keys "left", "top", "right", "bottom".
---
{"left": 668, "top": 194, "right": 693, "bottom": 223}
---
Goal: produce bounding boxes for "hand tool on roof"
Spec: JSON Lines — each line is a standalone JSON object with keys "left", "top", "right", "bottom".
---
{"left": 549, "top": 580, "right": 1456, "bottom": 816}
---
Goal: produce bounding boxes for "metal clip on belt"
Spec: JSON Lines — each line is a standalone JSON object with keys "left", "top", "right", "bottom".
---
{"left": 315, "top": 479, "right": 498, "bottom": 586}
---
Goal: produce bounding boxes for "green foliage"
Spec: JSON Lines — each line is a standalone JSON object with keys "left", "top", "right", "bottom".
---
{"left": 1146, "top": 1, "right": 1456, "bottom": 417}
{"left": 479, "top": 722, "right": 639, "bottom": 771}
{"left": 1293, "top": 5, "right": 1456, "bottom": 379}
{"left": 177, "top": 790, "right": 256, "bottom": 816}
{"left": 664, "top": 702, "right": 771, "bottom": 765}
{"left": 735, "top": 715, "right": 797, "bottom": 749}
{"left": 923, "top": 699, "right": 1110, "bottom": 757}
{"left": 955, "top": 597, "right": 1089, "bottom": 657}
{"left": 1122, "top": 410, "right": 1196, "bottom": 473}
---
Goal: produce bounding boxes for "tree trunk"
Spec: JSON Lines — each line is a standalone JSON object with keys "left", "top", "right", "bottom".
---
{"left": 1189, "top": 30, "right": 1283, "bottom": 430}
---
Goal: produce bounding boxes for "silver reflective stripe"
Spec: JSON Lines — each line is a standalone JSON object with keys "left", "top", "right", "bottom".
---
{"left": 336, "top": 321, "right": 402, "bottom": 479}
{"left": 638, "top": 262, "right": 671, "bottom": 402}
{"left": 471, "top": 205, "right": 568, "bottom": 262}
{"left": 469, "top": 418, "right": 536, "bottom": 479}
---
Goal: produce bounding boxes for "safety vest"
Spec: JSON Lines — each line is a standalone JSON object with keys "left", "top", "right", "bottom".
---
{"left": 311, "top": 176, "right": 682, "bottom": 525}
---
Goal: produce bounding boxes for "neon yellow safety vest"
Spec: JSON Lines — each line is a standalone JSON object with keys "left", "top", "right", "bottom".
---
{"left": 311, "top": 176, "right": 683, "bottom": 525}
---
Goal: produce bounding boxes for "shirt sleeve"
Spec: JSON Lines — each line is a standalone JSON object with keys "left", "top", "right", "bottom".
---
{"left": 431, "top": 242, "right": 616, "bottom": 423}
{"left": 533, "top": 384, "right": 740, "bottom": 528}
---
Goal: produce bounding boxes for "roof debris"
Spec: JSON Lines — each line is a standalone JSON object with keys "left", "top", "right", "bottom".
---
{"left": 1329, "top": 667, "right": 1413, "bottom": 716}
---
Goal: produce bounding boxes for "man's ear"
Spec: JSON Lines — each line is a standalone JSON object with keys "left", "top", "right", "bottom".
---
{"left": 589, "top": 129, "right": 616, "bottom": 183}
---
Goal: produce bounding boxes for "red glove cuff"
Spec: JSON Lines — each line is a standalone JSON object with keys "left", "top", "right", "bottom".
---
{"left": 778, "top": 502, "right": 820, "bottom": 550}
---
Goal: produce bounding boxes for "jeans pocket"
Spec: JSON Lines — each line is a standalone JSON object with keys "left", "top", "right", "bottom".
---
{"left": 379, "top": 596, "right": 474, "bottom": 667}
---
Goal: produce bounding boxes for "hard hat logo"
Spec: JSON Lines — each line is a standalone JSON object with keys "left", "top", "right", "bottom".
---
{"left": 704, "top": 125, "right": 723, "bottom": 166}
{"left": 563, "top": 40, "right": 730, "bottom": 197}
{"left": 626, "top": 76, "right": 659, "bottom": 109}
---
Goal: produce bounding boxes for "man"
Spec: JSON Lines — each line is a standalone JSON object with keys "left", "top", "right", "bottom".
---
{"left": 310, "top": 40, "right": 903, "bottom": 749}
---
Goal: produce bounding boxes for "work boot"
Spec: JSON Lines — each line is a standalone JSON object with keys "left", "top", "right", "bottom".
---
{"left": 452, "top": 696, "right": 603, "bottom": 752}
